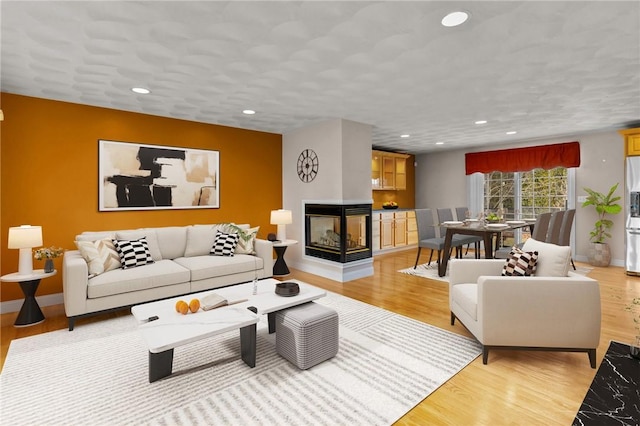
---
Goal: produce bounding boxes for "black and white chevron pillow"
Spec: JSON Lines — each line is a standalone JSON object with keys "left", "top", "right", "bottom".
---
{"left": 211, "top": 231, "right": 239, "bottom": 257}
{"left": 112, "top": 238, "right": 154, "bottom": 269}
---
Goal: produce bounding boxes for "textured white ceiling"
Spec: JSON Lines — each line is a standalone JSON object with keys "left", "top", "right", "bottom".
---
{"left": 2, "top": 1, "right": 639, "bottom": 153}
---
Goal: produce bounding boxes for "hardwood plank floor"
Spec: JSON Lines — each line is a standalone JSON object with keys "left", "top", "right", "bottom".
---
{"left": 2, "top": 248, "right": 638, "bottom": 425}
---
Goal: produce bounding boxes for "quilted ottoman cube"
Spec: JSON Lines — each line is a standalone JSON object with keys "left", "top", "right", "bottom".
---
{"left": 275, "top": 302, "right": 339, "bottom": 369}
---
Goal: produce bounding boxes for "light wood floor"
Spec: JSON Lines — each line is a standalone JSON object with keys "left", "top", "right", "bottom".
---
{"left": 2, "top": 249, "right": 639, "bottom": 425}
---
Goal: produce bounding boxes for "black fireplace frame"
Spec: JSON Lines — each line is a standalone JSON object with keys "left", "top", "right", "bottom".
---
{"left": 304, "top": 203, "right": 372, "bottom": 263}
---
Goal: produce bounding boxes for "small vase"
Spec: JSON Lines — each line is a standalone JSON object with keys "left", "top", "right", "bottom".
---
{"left": 631, "top": 336, "right": 640, "bottom": 360}
{"left": 44, "top": 259, "right": 54, "bottom": 273}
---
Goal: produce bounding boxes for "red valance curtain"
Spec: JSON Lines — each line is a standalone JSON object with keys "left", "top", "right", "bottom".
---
{"left": 465, "top": 141, "right": 580, "bottom": 175}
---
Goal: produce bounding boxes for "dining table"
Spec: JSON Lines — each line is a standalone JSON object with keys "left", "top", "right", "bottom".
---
{"left": 438, "top": 220, "right": 535, "bottom": 277}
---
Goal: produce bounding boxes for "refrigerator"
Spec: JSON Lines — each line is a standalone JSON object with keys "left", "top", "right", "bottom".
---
{"left": 626, "top": 156, "right": 640, "bottom": 275}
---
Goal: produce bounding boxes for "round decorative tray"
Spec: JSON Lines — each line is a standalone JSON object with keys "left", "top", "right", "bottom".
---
{"left": 275, "top": 281, "right": 300, "bottom": 297}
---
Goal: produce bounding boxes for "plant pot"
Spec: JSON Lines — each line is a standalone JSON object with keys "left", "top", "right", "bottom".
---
{"left": 587, "top": 242, "right": 611, "bottom": 267}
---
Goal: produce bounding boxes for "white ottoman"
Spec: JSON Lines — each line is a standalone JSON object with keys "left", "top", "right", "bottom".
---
{"left": 275, "top": 302, "right": 339, "bottom": 369}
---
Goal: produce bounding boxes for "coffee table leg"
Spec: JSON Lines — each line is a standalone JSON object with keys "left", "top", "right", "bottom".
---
{"left": 149, "top": 349, "right": 174, "bottom": 383}
{"left": 268, "top": 312, "right": 277, "bottom": 334}
{"left": 240, "top": 324, "right": 256, "bottom": 368}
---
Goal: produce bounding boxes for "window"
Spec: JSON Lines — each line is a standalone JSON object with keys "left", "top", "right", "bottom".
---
{"left": 470, "top": 167, "right": 574, "bottom": 246}
{"left": 484, "top": 168, "right": 568, "bottom": 219}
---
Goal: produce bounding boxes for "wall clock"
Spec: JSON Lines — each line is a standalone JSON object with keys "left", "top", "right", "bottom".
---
{"left": 297, "top": 149, "right": 319, "bottom": 183}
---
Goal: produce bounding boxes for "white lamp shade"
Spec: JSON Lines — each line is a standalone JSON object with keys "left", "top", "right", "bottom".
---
{"left": 8, "top": 225, "right": 43, "bottom": 249}
{"left": 270, "top": 209, "right": 292, "bottom": 225}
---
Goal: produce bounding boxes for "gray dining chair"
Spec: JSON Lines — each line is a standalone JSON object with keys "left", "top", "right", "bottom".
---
{"left": 455, "top": 207, "right": 482, "bottom": 256}
{"left": 414, "top": 208, "right": 458, "bottom": 269}
{"left": 437, "top": 208, "right": 481, "bottom": 259}
{"left": 546, "top": 210, "right": 566, "bottom": 244}
{"left": 558, "top": 209, "right": 576, "bottom": 270}
{"left": 494, "top": 211, "right": 553, "bottom": 259}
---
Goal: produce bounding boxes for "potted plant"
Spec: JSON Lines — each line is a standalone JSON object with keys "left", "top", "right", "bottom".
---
{"left": 581, "top": 183, "right": 622, "bottom": 266}
{"left": 625, "top": 297, "right": 640, "bottom": 359}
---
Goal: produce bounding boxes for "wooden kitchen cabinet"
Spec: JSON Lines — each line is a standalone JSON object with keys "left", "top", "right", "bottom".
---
{"left": 374, "top": 210, "right": 415, "bottom": 252}
{"left": 620, "top": 128, "right": 640, "bottom": 156}
{"left": 372, "top": 150, "right": 409, "bottom": 190}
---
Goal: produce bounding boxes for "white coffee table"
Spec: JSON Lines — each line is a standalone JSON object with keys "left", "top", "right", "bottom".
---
{"left": 131, "top": 278, "right": 326, "bottom": 382}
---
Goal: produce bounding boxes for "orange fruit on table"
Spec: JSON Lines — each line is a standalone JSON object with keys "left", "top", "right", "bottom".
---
{"left": 189, "top": 299, "right": 200, "bottom": 313}
{"left": 175, "top": 300, "right": 188, "bottom": 315}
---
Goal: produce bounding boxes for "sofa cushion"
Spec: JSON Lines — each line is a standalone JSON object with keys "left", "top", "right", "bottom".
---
{"left": 521, "top": 238, "right": 571, "bottom": 277}
{"left": 451, "top": 283, "right": 478, "bottom": 320}
{"left": 184, "top": 225, "right": 218, "bottom": 257}
{"left": 75, "top": 238, "right": 121, "bottom": 276}
{"left": 76, "top": 231, "right": 115, "bottom": 242}
{"left": 86, "top": 259, "right": 190, "bottom": 299}
{"left": 116, "top": 230, "right": 162, "bottom": 261}
{"left": 112, "top": 238, "right": 154, "bottom": 269}
{"left": 154, "top": 227, "right": 188, "bottom": 260}
{"left": 234, "top": 226, "right": 260, "bottom": 255}
{"left": 502, "top": 247, "right": 538, "bottom": 277}
{"left": 211, "top": 231, "right": 239, "bottom": 256}
{"left": 174, "top": 254, "right": 264, "bottom": 282}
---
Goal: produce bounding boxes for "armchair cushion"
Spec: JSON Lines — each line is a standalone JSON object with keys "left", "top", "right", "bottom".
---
{"left": 502, "top": 247, "right": 538, "bottom": 276}
{"left": 521, "top": 238, "right": 571, "bottom": 277}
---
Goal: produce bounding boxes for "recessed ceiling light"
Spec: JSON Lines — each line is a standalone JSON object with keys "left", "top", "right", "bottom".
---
{"left": 242, "top": 109, "right": 256, "bottom": 115}
{"left": 441, "top": 11, "right": 469, "bottom": 27}
{"left": 400, "top": 134, "right": 410, "bottom": 138}
{"left": 435, "top": 142, "right": 444, "bottom": 145}
{"left": 506, "top": 131, "right": 517, "bottom": 135}
{"left": 475, "top": 120, "right": 487, "bottom": 125}
{"left": 131, "top": 87, "right": 150, "bottom": 94}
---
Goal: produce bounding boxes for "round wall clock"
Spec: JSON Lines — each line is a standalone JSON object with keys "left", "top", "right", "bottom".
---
{"left": 297, "top": 148, "right": 319, "bottom": 182}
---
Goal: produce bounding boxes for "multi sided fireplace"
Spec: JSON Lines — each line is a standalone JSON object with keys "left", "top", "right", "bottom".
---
{"left": 305, "top": 203, "right": 372, "bottom": 263}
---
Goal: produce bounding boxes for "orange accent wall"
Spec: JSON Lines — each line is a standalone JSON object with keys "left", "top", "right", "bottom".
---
{"left": 372, "top": 155, "right": 416, "bottom": 209}
{"left": 0, "top": 93, "right": 283, "bottom": 302}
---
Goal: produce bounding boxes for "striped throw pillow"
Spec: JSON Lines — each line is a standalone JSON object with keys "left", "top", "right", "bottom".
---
{"left": 112, "top": 238, "right": 154, "bottom": 269}
{"left": 210, "top": 231, "right": 239, "bottom": 257}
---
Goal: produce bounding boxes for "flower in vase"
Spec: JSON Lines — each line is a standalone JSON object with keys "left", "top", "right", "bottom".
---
{"left": 34, "top": 246, "right": 64, "bottom": 260}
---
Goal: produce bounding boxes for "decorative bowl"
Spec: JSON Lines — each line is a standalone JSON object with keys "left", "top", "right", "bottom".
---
{"left": 382, "top": 205, "right": 398, "bottom": 210}
{"left": 275, "top": 282, "right": 300, "bottom": 297}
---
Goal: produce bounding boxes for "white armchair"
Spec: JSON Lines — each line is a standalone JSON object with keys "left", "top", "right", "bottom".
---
{"left": 448, "top": 239, "right": 601, "bottom": 368}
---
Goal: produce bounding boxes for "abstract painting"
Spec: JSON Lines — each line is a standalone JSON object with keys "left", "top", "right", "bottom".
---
{"left": 99, "top": 140, "right": 219, "bottom": 211}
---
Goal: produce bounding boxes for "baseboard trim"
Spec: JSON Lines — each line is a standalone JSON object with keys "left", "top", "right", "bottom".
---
{"left": 0, "top": 292, "right": 64, "bottom": 315}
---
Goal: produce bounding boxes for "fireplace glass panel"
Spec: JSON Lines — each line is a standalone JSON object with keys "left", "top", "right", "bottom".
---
{"left": 305, "top": 203, "right": 372, "bottom": 263}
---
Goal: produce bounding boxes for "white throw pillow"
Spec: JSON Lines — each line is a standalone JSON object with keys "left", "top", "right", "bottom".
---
{"left": 521, "top": 238, "right": 571, "bottom": 277}
{"left": 75, "top": 238, "right": 121, "bottom": 276}
{"left": 184, "top": 225, "right": 218, "bottom": 257}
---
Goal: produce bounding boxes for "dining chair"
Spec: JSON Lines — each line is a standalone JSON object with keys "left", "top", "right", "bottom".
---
{"left": 546, "top": 210, "right": 566, "bottom": 244}
{"left": 437, "top": 208, "right": 481, "bottom": 259}
{"left": 558, "top": 209, "right": 577, "bottom": 270}
{"left": 494, "top": 211, "right": 553, "bottom": 259}
{"left": 455, "top": 207, "right": 482, "bottom": 256}
{"left": 414, "top": 208, "right": 448, "bottom": 268}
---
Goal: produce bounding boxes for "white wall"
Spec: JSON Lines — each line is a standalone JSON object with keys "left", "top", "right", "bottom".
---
{"left": 415, "top": 130, "right": 626, "bottom": 266}
{"left": 282, "top": 119, "right": 374, "bottom": 281}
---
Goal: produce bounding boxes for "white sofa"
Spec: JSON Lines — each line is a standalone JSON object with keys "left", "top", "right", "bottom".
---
{"left": 63, "top": 224, "right": 272, "bottom": 330}
{"left": 449, "top": 238, "right": 601, "bottom": 367}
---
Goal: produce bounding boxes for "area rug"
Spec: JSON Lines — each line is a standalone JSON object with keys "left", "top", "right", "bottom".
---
{"left": 398, "top": 262, "right": 448, "bottom": 282}
{"left": 0, "top": 291, "right": 482, "bottom": 426}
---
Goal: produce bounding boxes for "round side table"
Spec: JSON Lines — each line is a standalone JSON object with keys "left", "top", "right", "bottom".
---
{"left": 272, "top": 240, "right": 298, "bottom": 276}
{"left": 1, "top": 269, "right": 57, "bottom": 327}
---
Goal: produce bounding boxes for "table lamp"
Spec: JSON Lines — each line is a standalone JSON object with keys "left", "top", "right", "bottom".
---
{"left": 270, "top": 209, "right": 292, "bottom": 242}
{"left": 8, "top": 225, "right": 43, "bottom": 276}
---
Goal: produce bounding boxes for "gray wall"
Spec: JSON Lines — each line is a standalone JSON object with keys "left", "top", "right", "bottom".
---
{"left": 415, "top": 130, "right": 626, "bottom": 266}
